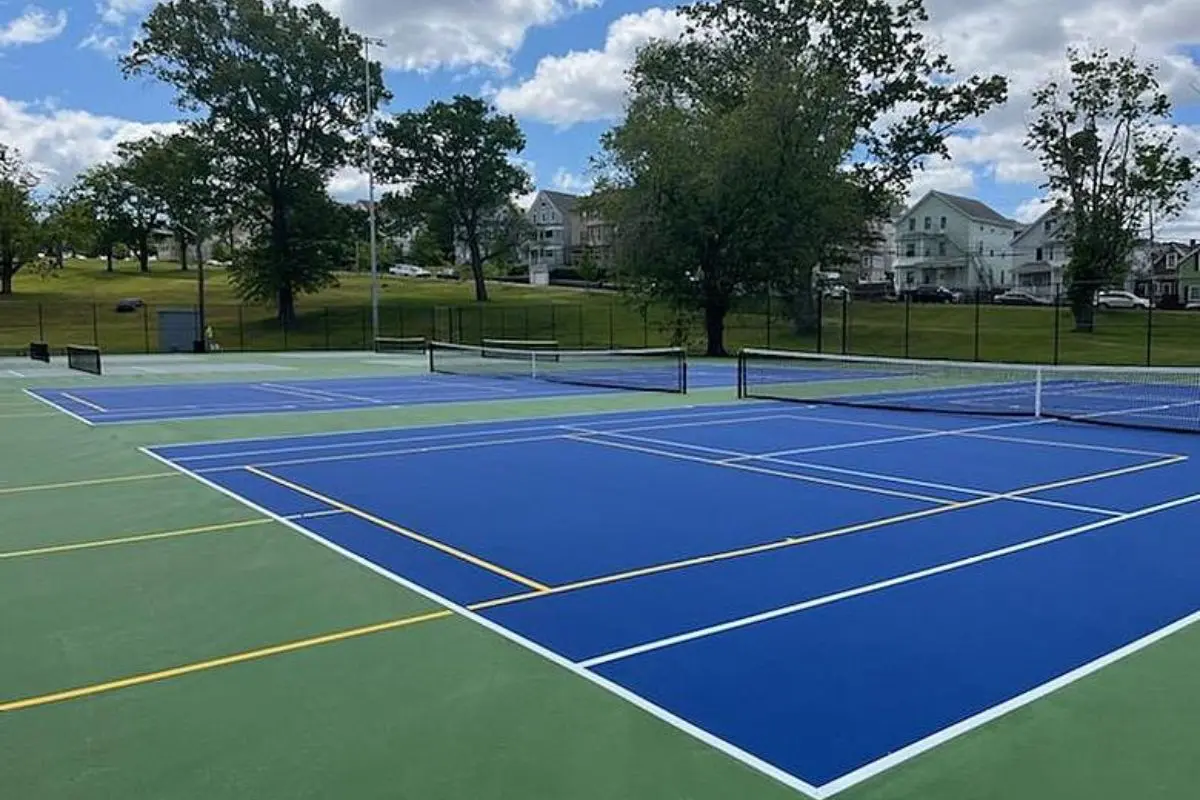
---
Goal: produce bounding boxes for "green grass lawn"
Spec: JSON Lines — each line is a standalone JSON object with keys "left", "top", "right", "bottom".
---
{"left": 1, "top": 259, "right": 1197, "bottom": 366}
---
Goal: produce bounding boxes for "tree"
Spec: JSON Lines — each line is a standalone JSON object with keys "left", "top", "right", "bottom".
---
{"left": 378, "top": 95, "right": 531, "bottom": 301}
{"left": 1026, "top": 49, "right": 1197, "bottom": 330}
{"left": 122, "top": 0, "right": 387, "bottom": 321}
{"left": 0, "top": 145, "right": 40, "bottom": 295}
{"left": 78, "top": 164, "right": 133, "bottom": 272}
{"left": 228, "top": 172, "right": 342, "bottom": 306}
{"left": 130, "top": 132, "right": 220, "bottom": 271}
{"left": 41, "top": 187, "right": 98, "bottom": 268}
{"left": 112, "top": 138, "right": 170, "bottom": 272}
{"left": 594, "top": 0, "right": 1007, "bottom": 355}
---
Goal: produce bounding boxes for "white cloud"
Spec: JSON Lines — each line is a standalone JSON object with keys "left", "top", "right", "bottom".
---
{"left": 0, "top": 6, "right": 67, "bottom": 46}
{"left": 0, "top": 96, "right": 176, "bottom": 184}
{"left": 79, "top": 28, "right": 124, "bottom": 56}
{"left": 494, "top": 7, "right": 685, "bottom": 125}
{"left": 907, "top": 161, "right": 976, "bottom": 204}
{"left": 319, "top": 0, "right": 596, "bottom": 72}
{"left": 550, "top": 166, "right": 592, "bottom": 194}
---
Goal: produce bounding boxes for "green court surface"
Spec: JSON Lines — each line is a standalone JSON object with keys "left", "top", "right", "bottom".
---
{"left": 2, "top": 351, "right": 1199, "bottom": 800}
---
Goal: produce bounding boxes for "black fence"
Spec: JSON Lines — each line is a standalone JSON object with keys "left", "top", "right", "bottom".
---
{"left": 2, "top": 290, "right": 1197, "bottom": 367}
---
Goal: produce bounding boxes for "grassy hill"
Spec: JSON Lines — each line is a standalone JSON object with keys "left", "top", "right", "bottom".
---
{"left": 1, "top": 259, "right": 1197, "bottom": 366}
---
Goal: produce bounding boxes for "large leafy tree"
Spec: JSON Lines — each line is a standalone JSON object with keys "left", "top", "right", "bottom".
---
{"left": 122, "top": 0, "right": 387, "bottom": 321}
{"left": 132, "top": 132, "right": 220, "bottom": 271}
{"left": 41, "top": 187, "right": 98, "bottom": 268}
{"left": 112, "top": 138, "right": 170, "bottom": 272}
{"left": 78, "top": 164, "right": 134, "bottom": 272}
{"left": 378, "top": 95, "right": 531, "bottom": 301}
{"left": 594, "top": 0, "right": 1008, "bottom": 355}
{"left": 0, "top": 145, "right": 40, "bottom": 295}
{"left": 1026, "top": 49, "right": 1197, "bottom": 330}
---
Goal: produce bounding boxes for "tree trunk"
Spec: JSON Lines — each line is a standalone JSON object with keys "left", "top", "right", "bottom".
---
{"left": 790, "top": 291, "right": 820, "bottom": 335}
{"left": 0, "top": 264, "right": 13, "bottom": 295}
{"left": 105, "top": 246, "right": 114, "bottom": 272}
{"left": 1069, "top": 288, "right": 1095, "bottom": 333}
{"left": 55, "top": 244, "right": 64, "bottom": 269}
{"left": 271, "top": 199, "right": 295, "bottom": 323}
{"left": 703, "top": 301, "right": 727, "bottom": 357}
{"left": 178, "top": 234, "right": 189, "bottom": 271}
{"left": 138, "top": 233, "right": 150, "bottom": 273}
{"left": 277, "top": 284, "right": 295, "bottom": 324}
{"left": 468, "top": 236, "right": 489, "bottom": 302}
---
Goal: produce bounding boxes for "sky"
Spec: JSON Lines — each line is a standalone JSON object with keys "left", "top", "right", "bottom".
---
{"left": 1, "top": 0, "right": 1199, "bottom": 239}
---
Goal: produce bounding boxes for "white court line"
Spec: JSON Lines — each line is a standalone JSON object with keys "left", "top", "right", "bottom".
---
{"left": 819, "top": 603, "right": 1200, "bottom": 796}
{"left": 60, "top": 392, "right": 107, "bottom": 413}
{"left": 563, "top": 431, "right": 957, "bottom": 507}
{"left": 569, "top": 426, "right": 1134, "bottom": 518}
{"left": 579, "top": 491, "right": 1200, "bottom": 670}
{"left": 257, "top": 382, "right": 383, "bottom": 404}
{"left": 138, "top": 445, "right": 824, "bottom": 799}
{"left": 172, "top": 410, "right": 792, "bottom": 463}
{"left": 720, "top": 417, "right": 1049, "bottom": 462}
{"left": 6, "top": 370, "right": 25, "bottom": 378}
{"left": 21, "top": 389, "right": 95, "bottom": 426}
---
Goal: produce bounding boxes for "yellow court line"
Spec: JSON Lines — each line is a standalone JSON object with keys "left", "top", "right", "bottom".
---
{"left": 0, "top": 518, "right": 273, "bottom": 561}
{"left": 0, "top": 609, "right": 453, "bottom": 713}
{"left": 245, "top": 465, "right": 551, "bottom": 592}
{"left": 0, "top": 472, "right": 179, "bottom": 496}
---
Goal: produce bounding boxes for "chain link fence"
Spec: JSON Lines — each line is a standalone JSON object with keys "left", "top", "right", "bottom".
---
{"left": 2, "top": 288, "right": 1197, "bottom": 366}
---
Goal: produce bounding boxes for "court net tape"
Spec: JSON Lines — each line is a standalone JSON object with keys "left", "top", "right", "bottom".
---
{"left": 737, "top": 348, "right": 1200, "bottom": 434}
{"left": 430, "top": 341, "right": 687, "bottom": 394}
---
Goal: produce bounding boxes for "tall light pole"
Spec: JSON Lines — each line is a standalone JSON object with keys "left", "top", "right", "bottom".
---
{"left": 364, "top": 36, "right": 386, "bottom": 346}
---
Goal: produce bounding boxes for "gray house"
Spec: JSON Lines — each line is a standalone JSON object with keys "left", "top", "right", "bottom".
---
{"left": 893, "top": 191, "right": 1019, "bottom": 292}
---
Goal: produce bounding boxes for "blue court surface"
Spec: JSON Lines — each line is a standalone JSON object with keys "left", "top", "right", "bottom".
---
{"left": 27, "top": 363, "right": 735, "bottom": 424}
{"left": 145, "top": 401, "right": 1200, "bottom": 796}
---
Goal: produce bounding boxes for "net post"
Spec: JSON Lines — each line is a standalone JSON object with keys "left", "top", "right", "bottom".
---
{"left": 736, "top": 350, "right": 745, "bottom": 398}
{"left": 1145, "top": 297, "right": 1153, "bottom": 366}
{"left": 531, "top": 351, "right": 538, "bottom": 380}
{"left": 1034, "top": 366, "right": 1043, "bottom": 418}
{"left": 427, "top": 342, "right": 435, "bottom": 373}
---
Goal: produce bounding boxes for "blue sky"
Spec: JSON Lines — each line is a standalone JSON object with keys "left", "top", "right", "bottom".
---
{"left": 1, "top": 0, "right": 1198, "bottom": 237}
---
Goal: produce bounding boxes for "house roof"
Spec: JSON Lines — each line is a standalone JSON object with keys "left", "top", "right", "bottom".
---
{"left": 540, "top": 191, "right": 581, "bottom": 215}
{"left": 927, "top": 190, "right": 1017, "bottom": 227}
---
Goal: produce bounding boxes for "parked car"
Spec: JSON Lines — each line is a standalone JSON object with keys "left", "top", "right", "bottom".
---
{"left": 387, "top": 264, "right": 431, "bottom": 278}
{"left": 435, "top": 268, "right": 460, "bottom": 281}
{"left": 1186, "top": 300, "right": 1200, "bottom": 311}
{"left": 909, "top": 285, "right": 958, "bottom": 303}
{"left": 821, "top": 284, "right": 852, "bottom": 302}
{"left": 1095, "top": 290, "right": 1150, "bottom": 310}
{"left": 993, "top": 289, "right": 1052, "bottom": 306}
{"left": 115, "top": 297, "right": 144, "bottom": 313}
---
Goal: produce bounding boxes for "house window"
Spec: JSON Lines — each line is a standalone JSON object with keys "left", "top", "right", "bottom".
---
{"left": 989, "top": 249, "right": 995, "bottom": 257}
{"left": 937, "top": 241, "right": 946, "bottom": 256}
{"left": 1189, "top": 286, "right": 1200, "bottom": 301}
{"left": 924, "top": 216, "right": 931, "bottom": 230}
{"left": 1044, "top": 219, "right": 1052, "bottom": 232}
{"left": 905, "top": 243, "right": 915, "bottom": 257}
{"left": 1047, "top": 246, "right": 1054, "bottom": 261}
{"left": 1036, "top": 247, "right": 1043, "bottom": 261}
{"left": 977, "top": 242, "right": 984, "bottom": 254}
{"left": 908, "top": 218, "right": 915, "bottom": 231}
{"left": 924, "top": 245, "right": 931, "bottom": 257}
{"left": 906, "top": 272, "right": 915, "bottom": 285}
{"left": 939, "top": 216, "right": 947, "bottom": 230}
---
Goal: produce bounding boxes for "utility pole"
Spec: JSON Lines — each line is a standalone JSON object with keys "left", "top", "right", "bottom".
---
{"left": 364, "top": 36, "right": 386, "bottom": 345}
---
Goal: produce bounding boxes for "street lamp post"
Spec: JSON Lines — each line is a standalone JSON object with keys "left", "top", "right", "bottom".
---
{"left": 364, "top": 36, "right": 386, "bottom": 346}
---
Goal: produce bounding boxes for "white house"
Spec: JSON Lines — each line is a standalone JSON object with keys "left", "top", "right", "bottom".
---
{"left": 523, "top": 190, "right": 583, "bottom": 284}
{"left": 1007, "top": 209, "right": 1068, "bottom": 297}
{"left": 893, "top": 191, "right": 1019, "bottom": 292}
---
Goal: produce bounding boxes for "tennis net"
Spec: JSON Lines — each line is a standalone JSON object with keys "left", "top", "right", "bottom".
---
{"left": 66, "top": 344, "right": 102, "bottom": 375}
{"left": 374, "top": 336, "right": 427, "bottom": 354}
{"left": 738, "top": 348, "right": 1200, "bottom": 434}
{"left": 29, "top": 341, "right": 50, "bottom": 363}
{"left": 430, "top": 341, "right": 687, "bottom": 394}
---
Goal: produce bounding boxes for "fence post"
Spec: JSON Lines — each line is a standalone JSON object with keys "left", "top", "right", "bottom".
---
{"left": 398, "top": 306, "right": 406, "bottom": 339}
{"left": 238, "top": 305, "right": 245, "bottom": 351}
{"left": 1052, "top": 289, "right": 1061, "bottom": 365}
{"left": 37, "top": 302, "right": 44, "bottom": 341}
{"left": 282, "top": 310, "right": 289, "bottom": 350}
{"left": 92, "top": 302, "right": 99, "bottom": 346}
{"left": 903, "top": 294, "right": 911, "bottom": 358}
{"left": 524, "top": 307, "right": 530, "bottom": 340}
{"left": 500, "top": 307, "right": 507, "bottom": 339}
{"left": 578, "top": 305, "right": 584, "bottom": 346}
{"left": 456, "top": 308, "right": 464, "bottom": 343}
{"left": 551, "top": 305, "right": 557, "bottom": 342}
{"left": 324, "top": 307, "right": 331, "bottom": 350}
{"left": 1145, "top": 299, "right": 1153, "bottom": 366}
{"left": 608, "top": 302, "right": 615, "bottom": 348}
{"left": 642, "top": 307, "right": 649, "bottom": 347}
{"left": 973, "top": 289, "right": 982, "bottom": 361}
{"left": 143, "top": 307, "right": 150, "bottom": 354}
{"left": 360, "top": 307, "right": 367, "bottom": 349}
